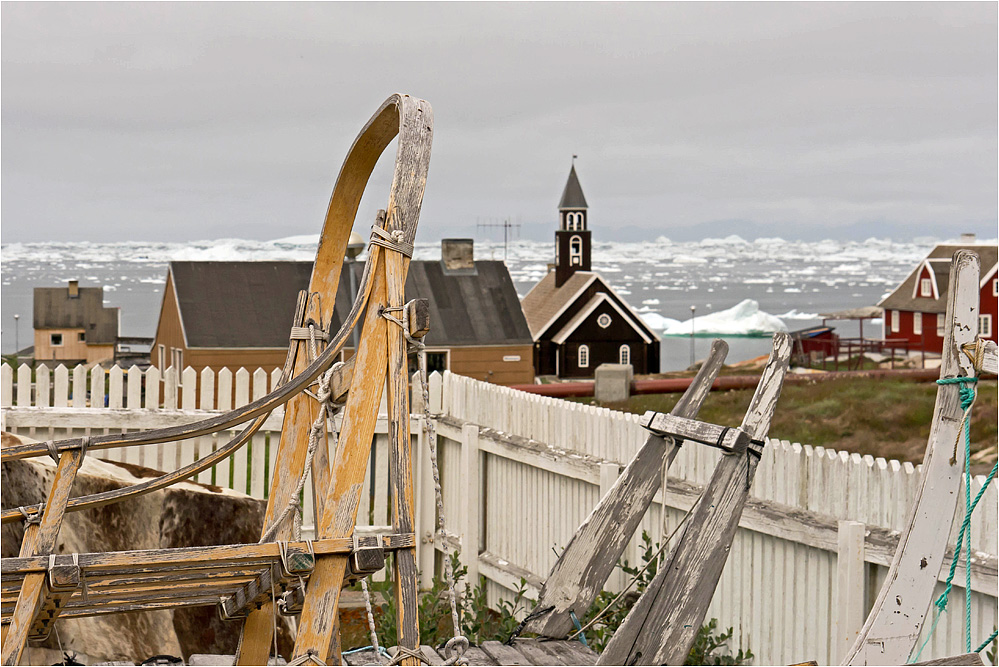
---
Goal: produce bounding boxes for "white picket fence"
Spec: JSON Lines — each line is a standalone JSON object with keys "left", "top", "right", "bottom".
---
{"left": 2, "top": 363, "right": 997, "bottom": 665}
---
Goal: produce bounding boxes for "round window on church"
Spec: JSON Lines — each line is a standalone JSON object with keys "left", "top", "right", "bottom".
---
{"left": 597, "top": 313, "right": 612, "bottom": 328}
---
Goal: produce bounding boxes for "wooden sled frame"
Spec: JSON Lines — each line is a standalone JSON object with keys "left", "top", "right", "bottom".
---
{"left": 1, "top": 93, "right": 433, "bottom": 666}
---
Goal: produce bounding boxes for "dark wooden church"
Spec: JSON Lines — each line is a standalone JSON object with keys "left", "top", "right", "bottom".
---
{"left": 522, "top": 164, "right": 660, "bottom": 378}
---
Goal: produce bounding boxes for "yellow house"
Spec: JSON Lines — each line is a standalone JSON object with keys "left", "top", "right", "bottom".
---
{"left": 33, "top": 280, "right": 119, "bottom": 364}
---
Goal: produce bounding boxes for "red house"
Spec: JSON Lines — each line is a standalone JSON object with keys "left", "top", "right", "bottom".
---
{"left": 878, "top": 240, "right": 998, "bottom": 354}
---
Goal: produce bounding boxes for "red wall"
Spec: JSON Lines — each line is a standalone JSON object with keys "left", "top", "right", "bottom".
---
{"left": 884, "top": 276, "right": 998, "bottom": 354}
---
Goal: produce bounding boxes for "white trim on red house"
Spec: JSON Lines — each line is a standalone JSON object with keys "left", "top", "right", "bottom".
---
{"left": 910, "top": 260, "right": 943, "bottom": 300}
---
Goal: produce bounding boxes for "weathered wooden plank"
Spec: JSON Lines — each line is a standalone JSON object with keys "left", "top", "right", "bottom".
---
{"left": 460, "top": 646, "right": 498, "bottom": 666}
{"left": 480, "top": 640, "right": 531, "bottom": 666}
{"left": 2, "top": 448, "right": 84, "bottom": 665}
{"left": 641, "top": 410, "right": 749, "bottom": 453}
{"left": 911, "top": 653, "right": 986, "bottom": 666}
{"left": 385, "top": 246, "right": 421, "bottom": 665}
{"left": 524, "top": 340, "right": 728, "bottom": 637}
{"left": 512, "top": 639, "right": 565, "bottom": 665}
{"left": 545, "top": 639, "right": 599, "bottom": 665}
{"left": 3, "top": 535, "right": 415, "bottom": 577}
{"left": 845, "top": 250, "right": 983, "bottom": 666}
{"left": 976, "top": 339, "right": 997, "bottom": 375}
{"left": 598, "top": 333, "right": 791, "bottom": 666}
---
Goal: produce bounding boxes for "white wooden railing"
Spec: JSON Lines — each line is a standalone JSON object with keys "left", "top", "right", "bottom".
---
{"left": 2, "top": 364, "right": 996, "bottom": 665}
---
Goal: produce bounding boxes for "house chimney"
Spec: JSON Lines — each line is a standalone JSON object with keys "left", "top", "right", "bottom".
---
{"left": 959, "top": 233, "right": 977, "bottom": 244}
{"left": 441, "top": 239, "right": 474, "bottom": 270}
{"left": 68, "top": 280, "right": 79, "bottom": 298}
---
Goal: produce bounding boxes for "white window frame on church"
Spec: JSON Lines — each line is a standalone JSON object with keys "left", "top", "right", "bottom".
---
{"left": 570, "top": 235, "right": 583, "bottom": 266}
{"left": 578, "top": 344, "right": 589, "bottom": 368}
{"left": 565, "top": 211, "right": 583, "bottom": 231}
{"left": 936, "top": 313, "right": 945, "bottom": 338}
{"left": 913, "top": 312, "right": 922, "bottom": 336}
{"left": 980, "top": 315, "right": 993, "bottom": 338}
{"left": 619, "top": 344, "right": 630, "bottom": 365}
{"left": 920, "top": 278, "right": 932, "bottom": 297}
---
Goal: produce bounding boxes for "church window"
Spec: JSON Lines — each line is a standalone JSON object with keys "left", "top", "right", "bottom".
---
{"left": 578, "top": 344, "right": 589, "bottom": 368}
{"left": 936, "top": 313, "right": 945, "bottom": 337}
{"left": 913, "top": 312, "right": 922, "bottom": 335}
{"left": 597, "top": 313, "right": 612, "bottom": 328}
{"left": 565, "top": 211, "right": 584, "bottom": 231}
{"left": 619, "top": 344, "right": 631, "bottom": 365}
{"left": 570, "top": 236, "right": 583, "bottom": 266}
{"left": 980, "top": 315, "right": 993, "bottom": 338}
{"left": 920, "top": 278, "right": 932, "bottom": 297}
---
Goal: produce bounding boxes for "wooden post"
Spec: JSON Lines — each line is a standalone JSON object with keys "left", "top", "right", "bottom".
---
{"left": 386, "top": 247, "right": 421, "bottom": 665}
{"left": 461, "top": 423, "right": 481, "bottom": 590}
{"left": 836, "top": 521, "right": 866, "bottom": 663}
{"left": 599, "top": 462, "right": 623, "bottom": 593}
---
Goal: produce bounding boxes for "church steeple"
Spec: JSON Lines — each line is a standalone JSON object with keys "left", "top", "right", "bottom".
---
{"left": 555, "top": 161, "right": 591, "bottom": 287}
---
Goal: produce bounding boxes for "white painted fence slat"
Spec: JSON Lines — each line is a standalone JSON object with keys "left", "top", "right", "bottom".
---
{"left": 36, "top": 364, "right": 51, "bottom": 408}
{"left": 108, "top": 366, "right": 124, "bottom": 409}
{"left": 179, "top": 367, "right": 198, "bottom": 479}
{"left": 72, "top": 364, "right": 87, "bottom": 408}
{"left": 0, "top": 364, "right": 12, "bottom": 407}
{"left": 16, "top": 364, "right": 31, "bottom": 407}
{"left": 54, "top": 365, "right": 69, "bottom": 408}
{"left": 90, "top": 365, "right": 105, "bottom": 409}
{"left": 127, "top": 366, "right": 142, "bottom": 409}
{"left": 145, "top": 366, "right": 161, "bottom": 410}
{"left": 217, "top": 368, "right": 233, "bottom": 412}
{"left": 198, "top": 367, "right": 216, "bottom": 485}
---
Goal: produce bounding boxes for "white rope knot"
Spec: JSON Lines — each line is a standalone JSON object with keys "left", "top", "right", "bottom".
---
{"left": 441, "top": 636, "right": 470, "bottom": 666}
{"left": 387, "top": 645, "right": 426, "bottom": 666}
{"left": 19, "top": 504, "right": 43, "bottom": 525}
{"left": 370, "top": 225, "right": 414, "bottom": 257}
{"left": 289, "top": 649, "right": 327, "bottom": 666}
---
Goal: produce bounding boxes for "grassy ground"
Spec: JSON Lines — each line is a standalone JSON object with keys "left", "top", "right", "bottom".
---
{"left": 575, "top": 376, "right": 998, "bottom": 475}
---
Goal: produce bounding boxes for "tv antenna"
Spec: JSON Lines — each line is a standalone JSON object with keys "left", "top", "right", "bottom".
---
{"left": 476, "top": 217, "right": 521, "bottom": 260}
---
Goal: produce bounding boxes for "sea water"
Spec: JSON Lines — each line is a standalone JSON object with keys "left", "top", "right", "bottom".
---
{"left": 0, "top": 235, "right": 962, "bottom": 370}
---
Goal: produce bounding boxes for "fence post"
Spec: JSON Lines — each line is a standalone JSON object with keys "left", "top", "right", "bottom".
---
{"left": 16, "top": 363, "right": 31, "bottom": 407}
{"left": 836, "top": 520, "right": 866, "bottom": 662}
{"left": 90, "top": 365, "right": 105, "bottom": 408}
{"left": 36, "top": 365, "right": 50, "bottom": 408}
{"left": 461, "top": 423, "right": 480, "bottom": 590}
{"left": 0, "top": 364, "right": 11, "bottom": 408}
{"left": 72, "top": 365, "right": 87, "bottom": 408}
{"left": 600, "top": 461, "right": 624, "bottom": 593}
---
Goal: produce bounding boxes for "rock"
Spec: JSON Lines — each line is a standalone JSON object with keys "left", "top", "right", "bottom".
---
{"left": 2, "top": 432, "right": 294, "bottom": 663}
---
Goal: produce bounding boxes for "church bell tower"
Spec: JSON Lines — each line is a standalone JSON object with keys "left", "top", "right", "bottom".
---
{"left": 555, "top": 161, "right": 591, "bottom": 287}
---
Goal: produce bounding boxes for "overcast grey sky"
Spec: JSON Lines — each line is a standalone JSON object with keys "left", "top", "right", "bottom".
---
{"left": 2, "top": 2, "right": 996, "bottom": 244}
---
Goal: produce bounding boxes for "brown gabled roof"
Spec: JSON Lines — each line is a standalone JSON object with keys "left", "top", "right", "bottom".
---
{"left": 878, "top": 244, "right": 998, "bottom": 314}
{"left": 33, "top": 286, "right": 119, "bottom": 344}
{"left": 168, "top": 260, "right": 532, "bottom": 349}
{"left": 521, "top": 271, "right": 597, "bottom": 338}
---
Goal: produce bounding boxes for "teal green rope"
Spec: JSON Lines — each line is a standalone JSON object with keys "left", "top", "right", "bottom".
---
{"left": 975, "top": 630, "right": 998, "bottom": 654}
{"left": 911, "top": 376, "right": 992, "bottom": 663}
{"left": 930, "top": 377, "right": 979, "bottom": 654}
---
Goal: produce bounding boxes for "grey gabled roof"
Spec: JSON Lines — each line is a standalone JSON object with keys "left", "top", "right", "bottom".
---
{"left": 33, "top": 286, "right": 119, "bottom": 344}
{"left": 171, "top": 261, "right": 315, "bottom": 348}
{"left": 558, "top": 165, "right": 588, "bottom": 210}
{"left": 878, "top": 244, "right": 998, "bottom": 314}
{"left": 169, "top": 260, "right": 532, "bottom": 349}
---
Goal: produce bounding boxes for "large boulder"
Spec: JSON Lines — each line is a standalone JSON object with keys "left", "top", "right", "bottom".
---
{"left": 1, "top": 432, "right": 294, "bottom": 663}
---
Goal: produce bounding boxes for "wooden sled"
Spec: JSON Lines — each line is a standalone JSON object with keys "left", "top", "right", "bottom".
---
{"left": 597, "top": 332, "right": 792, "bottom": 666}
{"left": 523, "top": 339, "right": 730, "bottom": 638}
{"left": 843, "top": 250, "right": 993, "bottom": 666}
{"left": 1, "top": 93, "right": 435, "bottom": 667}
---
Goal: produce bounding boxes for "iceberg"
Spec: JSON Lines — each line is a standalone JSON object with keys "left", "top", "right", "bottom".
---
{"left": 640, "top": 312, "right": 681, "bottom": 332}
{"left": 663, "top": 299, "right": 788, "bottom": 336}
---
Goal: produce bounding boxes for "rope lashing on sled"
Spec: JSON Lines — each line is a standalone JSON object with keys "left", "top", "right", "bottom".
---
{"left": 911, "top": 370, "right": 997, "bottom": 661}
{"left": 370, "top": 225, "right": 414, "bottom": 258}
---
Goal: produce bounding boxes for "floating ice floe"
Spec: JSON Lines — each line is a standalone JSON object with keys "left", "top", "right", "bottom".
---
{"left": 640, "top": 312, "right": 682, "bottom": 332}
{"left": 661, "top": 299, "right": 788, "bottom": 336}
{"left": 776, "top": 309, "right": 819, "bottom": 320}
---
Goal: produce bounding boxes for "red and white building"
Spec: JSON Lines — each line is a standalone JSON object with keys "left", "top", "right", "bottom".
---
{"left": 878, "top": 240, "right": 998, "bottom": 354}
